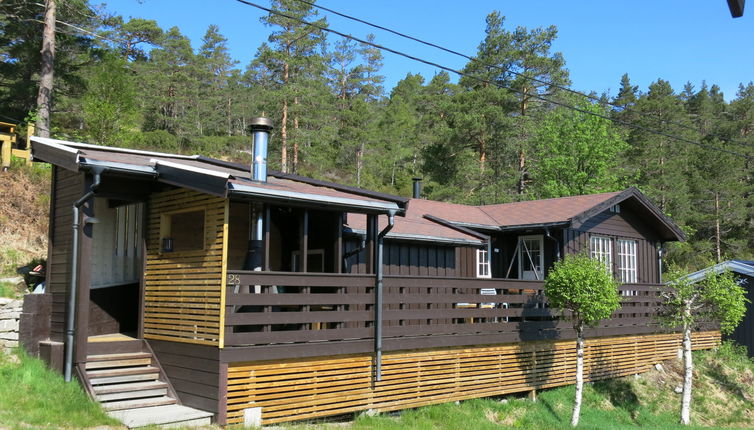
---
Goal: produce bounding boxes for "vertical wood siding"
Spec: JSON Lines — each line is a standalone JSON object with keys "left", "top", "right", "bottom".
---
{"left": 225, "top": 331, "right": 720, "bottom": 425}
{"left": 565, "top": 210, "right": 660, "bottom": 284}
{"left": 143, "top": 189, "right": 227, "bottom": 346}
{"left": 47, "top": 167, "right": 84, "bottom": 342}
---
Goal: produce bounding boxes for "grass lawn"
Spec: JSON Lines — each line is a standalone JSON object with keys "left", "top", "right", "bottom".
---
{"left": 0, "top": 349, "right": 119, "bottom": 430}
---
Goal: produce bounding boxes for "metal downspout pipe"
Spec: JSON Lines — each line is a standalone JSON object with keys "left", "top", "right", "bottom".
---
{"left": 65, "top": 167, "right": 104, "bottom": 382}
{"left": 658, "top": 243, "right": 664, "bottom": 284}
{"left": 375, "top": 211, "right": 395, "bottom": 382}
{"left": 544, "top": 228, "right": 561, "bottom": 262}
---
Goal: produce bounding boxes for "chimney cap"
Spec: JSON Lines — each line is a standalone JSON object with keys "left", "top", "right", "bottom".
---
{"left": 249, "top": 117, "right": 273, "bottom": 131}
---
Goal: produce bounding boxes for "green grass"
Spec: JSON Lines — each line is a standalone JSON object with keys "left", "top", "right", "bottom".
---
{"left": 0, "top": 349, "right": 119, "bottom": 430}
{"left": 0, "top": 281, "right": 22, "bottom": 298}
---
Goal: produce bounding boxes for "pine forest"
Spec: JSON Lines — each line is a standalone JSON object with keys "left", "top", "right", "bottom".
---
{"left": 1, "top": 0, "right": 753, "bottom": 270}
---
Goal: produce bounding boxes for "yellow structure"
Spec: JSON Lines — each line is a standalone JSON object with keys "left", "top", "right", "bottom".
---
{"left": 0, "top": 122, "right": 32, "bottom": 170}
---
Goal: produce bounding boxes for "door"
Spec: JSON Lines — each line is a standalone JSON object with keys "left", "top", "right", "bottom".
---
{"left": 518, "top": 235, "right": 544, "bottom": 280}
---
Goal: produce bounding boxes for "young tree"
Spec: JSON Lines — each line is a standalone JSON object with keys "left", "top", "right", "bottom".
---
{"left": 544, "top": 254, "right": 621, "bottom": 427}
{"left": 658, "top": 269, "right": 748, "bottom": 425}
{"left": 530, "top": 94, "right": 628, "bottom": 198}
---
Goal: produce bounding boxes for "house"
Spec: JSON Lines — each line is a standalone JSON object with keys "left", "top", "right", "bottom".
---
{"left": 20, "top": 119, "right": 719, "bottom": 427}
{"left": 685, "top": 260, "right": 754, "bottom": 356}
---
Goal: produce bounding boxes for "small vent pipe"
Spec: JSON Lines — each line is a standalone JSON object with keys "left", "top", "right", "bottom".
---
{"left": 412, "top": 178, "right": 422, "bottom": 199}
{"left": 250, "top": 117, "right": 273, "bottom": 183}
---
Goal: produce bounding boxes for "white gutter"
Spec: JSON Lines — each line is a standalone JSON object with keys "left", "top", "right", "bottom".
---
{"left": 81, "top": 159, "right": 157, "bottom": 175}
{"left": 60, "top": 139, "right": 199, "bottom": 160}
{"left": 229, "top": 182, "right": 400, "bottom": 213}
{"left": 150, "top": 159, "right": 230, "bottom": 178}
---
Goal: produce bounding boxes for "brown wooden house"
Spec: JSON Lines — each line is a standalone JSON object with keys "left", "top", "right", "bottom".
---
{"left": 20, "top": 126, "right": 719, "bottom": 427}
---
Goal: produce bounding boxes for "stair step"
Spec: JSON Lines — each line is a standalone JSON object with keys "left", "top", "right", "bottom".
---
{"left": 86, "top": 357, "right": 152, "bottom": 370}
{"left": 87, "top": 366, "right": 159, "bottom": 378}
{"left": 104, "top": 396, "right": 177, "bottom": 411}
{"left": 90, "top": 372, "right": 160, "bottom": 386}
{"left": 93, "top": 380, "right": 168, "bottom": 395}
{"left": 97, "top": 387, "right": 168, "bottom": 402}
{"left": 108, "top": 404, "right": 213, "bottom": 429}
{"left": 87, "top": 352, "right": 151, "bottom": 362}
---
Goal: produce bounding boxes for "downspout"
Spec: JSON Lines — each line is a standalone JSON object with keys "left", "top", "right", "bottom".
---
{"left": 545, "top": 228, "right": 561, "bottom": 262}
{"left": 658, "top": 242, "right": 664, "bottom": 284}
{"left": 65, "top": 166, "right": 105, "bottom": 382}
{"left": 375, "top": 210, "right": 395, "bottom": 382}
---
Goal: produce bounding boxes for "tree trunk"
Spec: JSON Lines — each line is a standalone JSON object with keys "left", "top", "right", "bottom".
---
{"left": 35, "top": 0, "right": 56, "bottom": 138}
{"left": 281, "top": 99, "right": 288, "bottom": 173}
{"left": 571, "top": 326, "right": 584, "bottom": 427}
{"left": 714, "top": 192, "right": 721, "bottom": 263}
{"left": 680, "top": 322, "right": 693, "bottom": 425}
{"left": 293, "top": 97, "right": 299, "bottom": 174}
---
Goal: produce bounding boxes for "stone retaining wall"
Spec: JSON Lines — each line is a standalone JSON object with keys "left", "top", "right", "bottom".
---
{"left": 0, "top": 297, "right": 22, "bottom": 352}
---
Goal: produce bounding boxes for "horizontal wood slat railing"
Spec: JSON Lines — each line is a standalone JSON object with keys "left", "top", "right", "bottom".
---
{"left": 224, "top": 271, "right": 675, "bottom": 349}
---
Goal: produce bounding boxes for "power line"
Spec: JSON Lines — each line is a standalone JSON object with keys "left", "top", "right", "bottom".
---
{"left": 234, "top": 0, "right": 754, "bottom": 161}
{"left": 292, "top": 0, "right": 754, "bottom": 151}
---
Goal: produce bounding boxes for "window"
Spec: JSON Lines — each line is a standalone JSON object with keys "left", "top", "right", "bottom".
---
{"left": 610, "top": 204, "right": 621, "bottom": 213}
{"left": 160, "top": 209, "right": 205, "bottom": 252}
{"left": 476, "top": 248, "right": 491, "bottom": 278}
{"left": 617, "top": 239, "right": 638, "bottom": 284}
{"left": 590, "top": 236, "right": 612, "bottom": 272}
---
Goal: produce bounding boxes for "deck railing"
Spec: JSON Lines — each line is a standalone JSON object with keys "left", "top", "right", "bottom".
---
{"left": 224, "top": 270, "right": 667, "bottom": 349}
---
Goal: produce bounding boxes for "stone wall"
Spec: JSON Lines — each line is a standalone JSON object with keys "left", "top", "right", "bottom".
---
{"left": 0, "top": 298, "right": 22, "bottom": 352}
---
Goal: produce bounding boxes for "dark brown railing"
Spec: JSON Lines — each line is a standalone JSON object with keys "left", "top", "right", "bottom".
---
{"left": 223, "top": 271, "right": 667, "bottom": 349}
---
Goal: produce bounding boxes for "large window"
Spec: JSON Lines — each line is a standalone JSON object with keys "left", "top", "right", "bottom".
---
{"left": 590, "top": 236, "right": 612, "bottom": 272}
{"left": 476, "top": 248, "right": 491, "bottom": 278}
{"left": 617, "top": 239, "right": 638, "bottom": 283}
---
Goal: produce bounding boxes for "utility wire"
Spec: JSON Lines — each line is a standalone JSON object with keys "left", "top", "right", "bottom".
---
{"left": 234, "top": 0, "right": 753, "bottom": 160}
{"left": 292, "top": 0, "right": 754, "bottom": 151}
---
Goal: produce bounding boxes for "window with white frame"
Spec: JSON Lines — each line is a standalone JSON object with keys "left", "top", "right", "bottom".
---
{"left": 617, "top": 239, "right": 638, "bottom": 284}
{"left": 590, "top": 236, "right": 612, "bottom": 272}
{"left": 476, "top": 248, "right": 491, "bottom": 278}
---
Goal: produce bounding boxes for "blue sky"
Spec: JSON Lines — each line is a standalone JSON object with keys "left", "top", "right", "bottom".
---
{"left": 103, "top": 0, "right": 753, "bottom": 100}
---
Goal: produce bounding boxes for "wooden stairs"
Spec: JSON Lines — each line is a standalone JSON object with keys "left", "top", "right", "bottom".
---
{"left": 78, "top": 339, "right": 212, "bottom": 428}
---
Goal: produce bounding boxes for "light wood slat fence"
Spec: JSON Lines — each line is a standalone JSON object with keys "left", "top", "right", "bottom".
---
{"left": 144, "top": 189, "right": 228, "bottom": 346}
{"left": 225, "top": 331, "right": 720, "bottom": 425}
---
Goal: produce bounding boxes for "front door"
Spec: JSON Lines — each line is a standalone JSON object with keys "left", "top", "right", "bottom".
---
{"left": 518, "top": 235, "right": 544, "bottom": 280}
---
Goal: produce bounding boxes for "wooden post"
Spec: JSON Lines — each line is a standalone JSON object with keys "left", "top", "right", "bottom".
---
{"left": 263, "top": 206, "right": 270, "bottom": 271}
{"left": 0, "top": 134, "right": 10, "bottom": 171}
{"left": 334, "top": 212, "right": 343, "bottom": 274}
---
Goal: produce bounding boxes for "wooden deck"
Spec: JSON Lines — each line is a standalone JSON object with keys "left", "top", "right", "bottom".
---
{"left": 225, "top": 330, "right": 720, "bottom": 425}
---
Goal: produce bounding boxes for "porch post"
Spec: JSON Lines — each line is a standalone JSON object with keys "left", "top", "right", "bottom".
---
{"left": 300, "top": 210, "right": 308, "bottom": 272}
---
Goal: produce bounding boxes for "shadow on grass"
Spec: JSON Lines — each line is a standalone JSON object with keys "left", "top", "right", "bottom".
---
{"left": 592, "top": 379, "right": 641, "bottom": 422}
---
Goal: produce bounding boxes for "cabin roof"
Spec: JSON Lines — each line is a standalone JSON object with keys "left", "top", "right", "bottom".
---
{"left": 30, "top": 137, "right": 405, "bottom": 214}
{"left": 351, "top": 187, "right": 685, "bottom": 243}
{"left": 684, "top": 260, "right": 754, "bottom": 283}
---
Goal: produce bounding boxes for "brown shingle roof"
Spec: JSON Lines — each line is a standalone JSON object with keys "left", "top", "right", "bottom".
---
{"left": 479, "top": 191, "right": 623, "bottom": 227}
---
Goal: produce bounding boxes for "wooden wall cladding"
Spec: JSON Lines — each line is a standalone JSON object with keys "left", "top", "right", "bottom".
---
{"left": 144, "top": 189, "right": 228, "bottom": 346}
{"left": 225, "top": 331, "right": 720, "bottom": 425}
{"left": 47, "top": 167, "right": 84, "bottom": 342}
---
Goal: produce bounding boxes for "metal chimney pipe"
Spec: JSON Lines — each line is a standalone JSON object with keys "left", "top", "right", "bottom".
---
{"left": 250, "top": 117, "right": 273, "bottom": 182}
{"left": 412, "top": 177, "right": 422, "bottom": 199}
